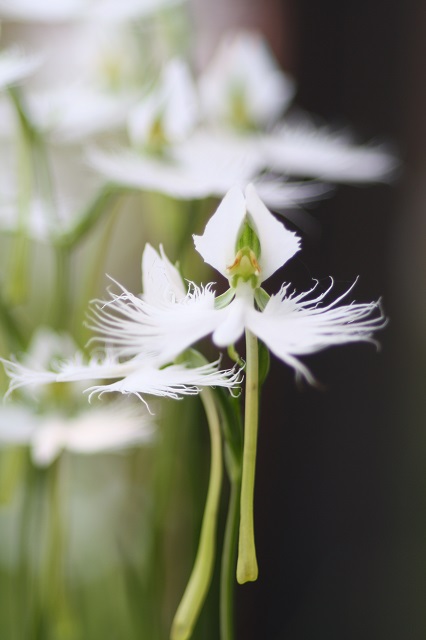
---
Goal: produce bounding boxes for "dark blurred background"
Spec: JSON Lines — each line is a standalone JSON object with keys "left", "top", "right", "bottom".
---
{"left": 195, "top": 0, "right": 426, "bottom": 638}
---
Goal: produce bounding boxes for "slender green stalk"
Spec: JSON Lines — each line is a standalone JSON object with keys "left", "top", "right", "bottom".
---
{"left": 237, "top": 329, "right": 259, "bottom": 584}
{"left": 220, "top": 464, "right": 241, "bottom": 640}
{"left": 171, "top": 389, "right": 223, "bottom": 640}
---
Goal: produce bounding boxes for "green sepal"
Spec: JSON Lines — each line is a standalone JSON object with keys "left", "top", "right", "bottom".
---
{"left": 254, "top": 287, "right": 270, "bottom": 311}
{"left": 215, "top": 288, "right": 235, "bottom": 309}
{"left": 258, "top": 339, "right": 270, "bottom": 387}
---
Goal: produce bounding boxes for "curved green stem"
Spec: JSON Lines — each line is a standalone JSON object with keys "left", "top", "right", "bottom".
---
{"left": 171, "top": 389, "right": 223, "bottom": 640}
{"left": 237, "top": 329, "right": 259, "bottom": 584}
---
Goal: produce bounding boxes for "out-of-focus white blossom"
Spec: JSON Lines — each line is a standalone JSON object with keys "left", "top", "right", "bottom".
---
{"left": 199, "top": 31, "right": 295, "bottom": 129}
{"left": 0, "top": 402, "right": 155, "bottom": 467}
{"left": 128, "top": 59, "right": 199, "bottom": 149}
{"left": 0, "top": 0, "right": 184, "bottom": 23}
{"left": 88, "top": 130, "right": 326, "bottom": 207}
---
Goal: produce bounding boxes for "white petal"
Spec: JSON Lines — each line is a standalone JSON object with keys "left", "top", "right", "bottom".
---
{"left": 245, "top": 183, "right": 301, "bottom": 281}
{"left": 142, "top": 244, "right": 186, "bottom": 304}
{"left": 261, "top": 123, "right": 397, "bottom": 183}
{"left": 199, "top": 30, "right": 294, "bottom": 127}
{"left": 246, "top": 280, "right": 386, "bottom": 381}
{"left": 0, "top": 406, "right": 39, "bottom": 444}
{"left": 0, "top": 0, "right": 83, "bottom": 21}
{"left": 86, "top": 360, "right": 242, "bottom": 403}
{"left": 128, "top": 59, "right": 198, "bottom": 147}
{"left": 29, "top": 87, "right": 135, "bottom": 141}
{"left": 31, "top": 420, "right": 66, "bottom": 467}
{"left": 87, "top": 280, "right": 220, "bottom": 364}
{"left": 212, "top": 288, "right": 253, "bottom": 347}
{"left": 62, "top": 404, "right": 154, "bottom": 452}
{"left": 0, "top": 0, "right": 182, "bottom": 22}
{"left": 193, "top": 186, "right": 247, "bottom": 277}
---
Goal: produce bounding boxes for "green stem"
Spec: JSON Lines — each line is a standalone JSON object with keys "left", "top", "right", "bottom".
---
{"left": 237, "top": 329, "right": 259, "bottom": 584}
{"left": 220, "top": 462, "right": 241, "bottom": 640}
{"left": 171, "top": 389, "right": 223, "bottom": 640}
{"left": 58, "top": 184, "right": 130, "bottom": 249}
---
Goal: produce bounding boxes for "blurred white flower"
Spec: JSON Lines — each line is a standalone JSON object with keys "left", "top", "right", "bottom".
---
{"left": 0, "top": 329, "right": 156, "bottom": 466}
{"left": 197, "top": 30, "right": 395, "bottom": 183}
{"left": 28, "top": 86, "right": 136, "bottom": 142}
{"left": 199, "top": 30, "right": 295, "bottom": 130}
{"left": 89, "top": 130, "right": 326, "bottom": 207}
{"left": 128, "top": 58, "right": 199, "bottom": 150}
{"left": 0, "top": 401, "right": 155, "bottom": 467}
{"left": 0, "top": 0, "right": 183, "bottom": 22}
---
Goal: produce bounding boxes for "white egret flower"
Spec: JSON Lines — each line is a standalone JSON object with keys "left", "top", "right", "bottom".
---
{"left": 128, "top": 59, "right": 199, "bottom": 150}
{"left": 89, "top": 130, "right": 326, "bottom": 207}
{"left": 80, "top": 185, "right": 385, "bottom": 382}
{"left": 0, "top": 402, "right": 155, "bottom": 467}
{"left": 199, "top": 30, "right": 295, "bottom": 129}
{"left": 0, "top": 329, "right": 156, "bottom": 466}
{"left": 195, "top": 184, "right": 386, "bottom": 379}
{"left": 197, "top": 30, "right": 395, "bottom": 183}
{"left": 1, "top": 249, "right": 242, "bottom": 404}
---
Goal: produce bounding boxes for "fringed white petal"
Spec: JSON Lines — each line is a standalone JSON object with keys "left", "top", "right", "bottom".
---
{"left": 246, "top": 279, "right": 387, "bottom": 381}
{"left": 85, "top": 360, "right": 242, "bottom": 405}
{"left": 87, "top": 279, "right": 220, "bottom": 364}
{"left": 261, "top": 122, "right": 398, "bottom": 183}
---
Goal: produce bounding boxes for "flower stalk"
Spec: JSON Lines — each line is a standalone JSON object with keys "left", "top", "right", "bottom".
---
{"left": 170, "top": 388, "right": 223, "bottom": 640}
{"left": 237, "top": 328, "right": 259, "bottom": 583}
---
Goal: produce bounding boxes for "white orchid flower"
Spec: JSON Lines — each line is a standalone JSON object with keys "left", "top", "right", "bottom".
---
{"left": 0, "top": 401, "right": 155, "bottom": 467}
{"left": 128, "top": 59, "right": 199, "bottom": 150}
{"left": 199, "top": 30, "right": 295, "bottom": 130}
{"left": 88, "top": 130, "right": 326, "bottom": 208}
{"left": 1, "top": 247, "right": 241, "bottom": 406}
{"left": 81, "top": 184, "right": 383, "bottom": 383}
{"left": 192, "top": 184, "right": 386, "bottom": 382}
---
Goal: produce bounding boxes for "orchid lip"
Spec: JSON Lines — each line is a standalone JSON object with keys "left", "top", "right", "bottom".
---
{"left": 226, "top": 247, "right": 261, "bottom": 289}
